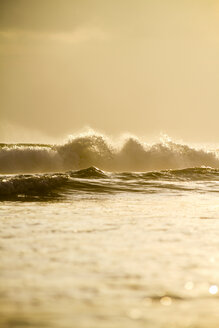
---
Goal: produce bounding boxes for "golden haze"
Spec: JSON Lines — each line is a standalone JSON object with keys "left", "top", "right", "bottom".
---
{"left": 0, "top": 0, "right": 219, "bottom": 142}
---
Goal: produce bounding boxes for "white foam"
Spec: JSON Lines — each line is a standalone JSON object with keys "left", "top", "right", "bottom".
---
{"left": 0, "top": 132, "right": 218, "bottom": 173}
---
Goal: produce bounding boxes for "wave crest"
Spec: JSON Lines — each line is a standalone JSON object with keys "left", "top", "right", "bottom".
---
{"left": 0, "top": 132, "right": 218, "bottom": 173}
{"left": 0, "top": 167, "right": 218, "bottom": 199}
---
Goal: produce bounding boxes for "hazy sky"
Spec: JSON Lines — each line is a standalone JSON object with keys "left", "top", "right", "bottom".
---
{"left": 0, "top": 0, "right": 219, "bottom": 142}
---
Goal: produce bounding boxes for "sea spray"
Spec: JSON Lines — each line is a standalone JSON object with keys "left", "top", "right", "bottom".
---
{"left": 0, "top": 132, "right": 218, "bottom": 174}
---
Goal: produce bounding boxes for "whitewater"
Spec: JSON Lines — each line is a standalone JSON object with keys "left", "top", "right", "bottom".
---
{"left": 0, "top": 132, "right": 219, "bottom": 328}
{"left": 0, "top": 132, "right": 219, "bottom": 175}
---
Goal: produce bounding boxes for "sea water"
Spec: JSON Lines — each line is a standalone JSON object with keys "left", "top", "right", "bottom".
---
{"left": 0, "top": 133, "right": 219, "bottom": 328}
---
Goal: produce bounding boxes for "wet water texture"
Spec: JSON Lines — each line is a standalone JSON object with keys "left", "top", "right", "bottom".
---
{"left": 0, "top": 136, "right": 219, "bottom": 327}
{"left": 1, "top": 189, "right": 219, "bottom": 328}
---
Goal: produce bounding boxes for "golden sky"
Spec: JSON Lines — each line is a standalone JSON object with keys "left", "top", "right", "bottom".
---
{"left": 0, "top": 0, "right": 219, "bottom": 142}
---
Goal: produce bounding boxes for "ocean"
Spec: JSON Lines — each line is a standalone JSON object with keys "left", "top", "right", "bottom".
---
{"left": 0, "top": 132, "right": 219, "bottom": 328}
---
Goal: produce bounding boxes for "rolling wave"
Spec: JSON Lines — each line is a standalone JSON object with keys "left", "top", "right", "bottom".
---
{"left": 0, "top": 132, "right": 219, "bottom": 174}
{"left": 0, "top": 166, "right": 218, "bottom": 199}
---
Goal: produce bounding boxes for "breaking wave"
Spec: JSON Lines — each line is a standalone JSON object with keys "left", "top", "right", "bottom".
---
{"left": 0, "top": 132, "right": 219, "bottom": 174}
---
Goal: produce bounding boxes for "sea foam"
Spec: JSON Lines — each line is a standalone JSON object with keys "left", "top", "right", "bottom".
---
{"left": 0, "top": 132, "right": 218, "bottom": 174}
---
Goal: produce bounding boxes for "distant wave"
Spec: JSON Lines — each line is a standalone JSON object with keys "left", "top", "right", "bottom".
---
{"left": 0, "top": 166, "right": 218, "bottom": 199}
{"left": 0, "top": 132, "right": 219, "bottom": 174}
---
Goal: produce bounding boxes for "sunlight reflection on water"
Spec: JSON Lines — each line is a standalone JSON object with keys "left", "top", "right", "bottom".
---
{"left": 1, "top": 192, "right": 219, "bottom": 327}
